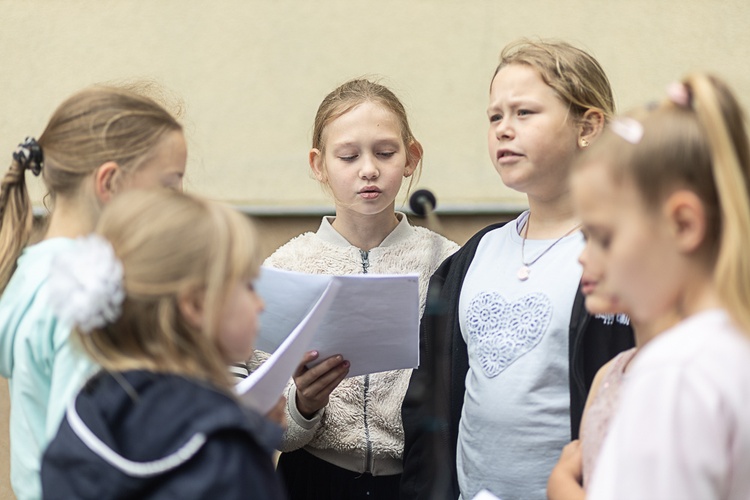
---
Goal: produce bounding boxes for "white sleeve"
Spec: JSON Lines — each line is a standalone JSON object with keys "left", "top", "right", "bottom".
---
{"left": 588, "top": 365, "right": 730, "bottom": 500}
{"left": 278, "top": 381, "right": 324, "bottom": 452}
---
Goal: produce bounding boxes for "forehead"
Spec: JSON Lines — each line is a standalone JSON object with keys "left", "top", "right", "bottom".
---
{"left": 138, "top": 130, "right": 187, "bottom": 172}
{"left": 573, "top": 162, "right": 648, "bottom": 221}
{"left": 323, "top": 101, "right": 402, "bottom": 143}
{"left": 489, "top": 63, "right": 558, "bottom": 102}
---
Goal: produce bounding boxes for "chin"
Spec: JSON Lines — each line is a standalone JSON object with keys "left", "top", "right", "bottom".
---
{"left": 584, "top": 296, "right": 619, "bottom": 316}
{"left": 495, "top": 167, "right": 527, "bottom": 191}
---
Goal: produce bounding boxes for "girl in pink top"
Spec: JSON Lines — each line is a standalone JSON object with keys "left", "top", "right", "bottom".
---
{"left": 572, "top": 73, "right": 750, "bottom": 500}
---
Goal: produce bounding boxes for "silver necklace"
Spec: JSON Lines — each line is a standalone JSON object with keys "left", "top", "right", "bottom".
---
{"left": 517, "top": 216, "right": 582, "bottom": 281}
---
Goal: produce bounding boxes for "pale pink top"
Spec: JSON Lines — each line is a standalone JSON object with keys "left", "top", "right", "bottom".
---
{"left": 580, "top": 347, "right": 637, "bottom": 490}
{"left": 589, "top": 310, "right": 750, "bottom": 500}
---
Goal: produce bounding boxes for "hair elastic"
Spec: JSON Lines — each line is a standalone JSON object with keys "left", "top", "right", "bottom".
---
{"left": 609, "top": 117, "right": 644, "bottom": 145}
{"left": 13, "top": 137, "right": 44, "bottom": 176}
{"left": 47, "top": 234, "right": 125, "bottom": 333}
{"left": 666, "top": 82, "right": 692, "bottom": 108}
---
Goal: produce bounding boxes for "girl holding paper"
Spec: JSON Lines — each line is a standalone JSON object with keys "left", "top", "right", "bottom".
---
{"left": 260, "top": 78, "right": 458, "bottom": 499}
{"left": 40, "top": 190, "right": 286, "bottom": 499}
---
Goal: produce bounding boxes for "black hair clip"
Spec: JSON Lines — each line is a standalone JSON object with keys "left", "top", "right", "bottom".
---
{"left": 13, "top": 137, "right": 44, "bottom": 176}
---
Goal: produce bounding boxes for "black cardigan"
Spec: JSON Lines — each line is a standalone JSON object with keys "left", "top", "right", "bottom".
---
{"left": 400, "top": 223, "right": 634, "bottom": 499}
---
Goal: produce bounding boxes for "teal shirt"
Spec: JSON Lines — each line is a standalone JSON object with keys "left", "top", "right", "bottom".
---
{"left": 0, "top": 239, "right": 97, "bottom": 500}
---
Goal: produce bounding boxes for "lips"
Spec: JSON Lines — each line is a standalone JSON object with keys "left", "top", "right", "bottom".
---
{"left": 581, "top": 278, "right": 598, "bottom": 295}
{"left": 359, "top": 186, "right": 382, "bottom": 199}
{"left": 496, "top": 149, "right": 524, "bottom": 161}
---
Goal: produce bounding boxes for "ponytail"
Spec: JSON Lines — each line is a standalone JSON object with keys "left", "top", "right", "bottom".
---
{"left": 0, "top": 138, "right": 44, "bottom": 293}
{"left": 689, "top": 74, "right": 750, "bottom": 334}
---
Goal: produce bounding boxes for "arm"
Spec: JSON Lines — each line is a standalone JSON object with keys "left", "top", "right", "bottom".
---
{"left": 547, "top": 360, "right": 612, "bottom": 500}
{"left": 579, "top": 358, "right": 613, "bottom": 437}
{"left": 46, "top": 323, "right": 97, "bottom": 440}
{"left": 178, "top": 430, "right": 286, "bottom": 500}
{"left": 547, "top": 440, "right": 585, "bottom": 500}
{"left": 279, "top": 350, "right": 349, "bottom": 452}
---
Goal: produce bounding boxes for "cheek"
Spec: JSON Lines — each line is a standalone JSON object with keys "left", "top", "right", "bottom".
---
{"left": 605, "top": 228, "right": 662, "bottom": 316}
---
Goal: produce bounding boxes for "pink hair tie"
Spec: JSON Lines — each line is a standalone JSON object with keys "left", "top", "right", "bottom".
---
{"left": 667, "top": 82, "right": 691, "bottom": 108}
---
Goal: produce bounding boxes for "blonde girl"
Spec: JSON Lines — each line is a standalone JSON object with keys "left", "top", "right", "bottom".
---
{"left": 258, "top": 78, "right": 458, "bottom": 499}
{"left": 39, "top": 189, "right": 285, "bottom": 498}
{"left": 400, "top": 40, "right": 634, "bottom": 500}
{"left": 0, "top": 85, "right": 186, "bottom": 499}
{"left": 573, "top": 74, "right": 750, "bottom": 500}
{"left": 547, "top": 224, "right": 677, "bottom": 499}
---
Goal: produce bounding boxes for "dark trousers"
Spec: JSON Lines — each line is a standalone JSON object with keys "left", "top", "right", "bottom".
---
{"left": 277, "top": 448, "right": 401, "bottom": 499}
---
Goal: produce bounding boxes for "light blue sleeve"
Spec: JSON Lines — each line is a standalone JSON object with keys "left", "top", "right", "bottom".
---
{"left": 44, "top": 322, "right": 97, "bottom": 441}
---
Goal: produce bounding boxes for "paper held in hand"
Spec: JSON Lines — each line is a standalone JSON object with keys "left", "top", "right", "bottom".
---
{"left": 235, "top": 279, "right": 342, "bottom": 414}
{"left": 254, "top": 266, "right": 420, "bottom": 378}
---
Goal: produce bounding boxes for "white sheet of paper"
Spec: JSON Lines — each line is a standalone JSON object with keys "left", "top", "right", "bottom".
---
{"left": 235, "top": 280, "right": 342, "bottom": 414}
{"left": 255, "top": 266, "right": 420, "bottom": 378}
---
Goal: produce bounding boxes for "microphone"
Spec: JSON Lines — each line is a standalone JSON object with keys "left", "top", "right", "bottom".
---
{"left": 409, "top": 189, "right": 436, "bottom": 216}
{"left": 404, "top": 189, "right": 452, "bottom": 497}
{"left": 409, "top": 189, "right": 443, "bottom": 234}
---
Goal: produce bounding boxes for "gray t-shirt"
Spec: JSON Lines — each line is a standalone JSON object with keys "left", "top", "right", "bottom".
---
{"left": 457, "top": 212, "right": 583, "bottom": 500}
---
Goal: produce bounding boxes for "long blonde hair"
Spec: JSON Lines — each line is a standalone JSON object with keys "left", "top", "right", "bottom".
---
{"left": 581, "top": 73, "right": 750, "bottom": 334}
{"left": 80, "top": 190, "right": 261, "bottom": 390}
{"left": 0, "top": 84, "right": 183, "bottom": 293}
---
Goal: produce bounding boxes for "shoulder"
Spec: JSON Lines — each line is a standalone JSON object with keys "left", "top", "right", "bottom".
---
{"left": 264, "top": 232, "right": 326, "bottom": 269}
{"left": 434, "top": 222, "right": 508, "bottom": 276}
{"left": 409, "top": 226, "right": 460, "bottom": 254}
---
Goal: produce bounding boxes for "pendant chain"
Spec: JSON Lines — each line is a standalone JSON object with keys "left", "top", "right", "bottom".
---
{"left": 517, "top": 215, "right": 581, "bottom": 281}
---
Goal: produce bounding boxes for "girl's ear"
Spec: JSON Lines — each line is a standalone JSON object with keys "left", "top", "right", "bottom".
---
{"left": 405, "top": 140, "right": 423, "bottom": 178}
{"left": 664, "top": 189, "right": 707, "bottom": 254}
{"left": 309, "top": 148, "right": 326, "bottom": 182}
{"left": 93, "top": 161, "right": 121, "bottom": 204}
{"left": 178, "top": 287, "right": 205, "bottom": 330}
{"left": 578, "top": 109, "right": 606, "bottom": 148}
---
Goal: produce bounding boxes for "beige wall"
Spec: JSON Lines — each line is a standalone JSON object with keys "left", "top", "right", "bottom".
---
{"left": 2, "top": 1, "right": 750, "bottom": 497}
{"left": 2, "top": 1, "right": 750, "bottom": 213}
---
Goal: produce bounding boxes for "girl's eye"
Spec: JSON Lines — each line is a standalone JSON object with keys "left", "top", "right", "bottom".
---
{"left": 378, "top": 151, "right": 396, "bottom": 158}
{"left": 245, "top": 280, "right": 256, "bottom": 292}
{"left": 597, "top": 236, "right": 612, "bottom": 250}
{"left": 338, "top": 155, "right": 358, "bottom": 161}
{"left": 518, "top": 109, "right": 533, "bottom": 117}
{"left": 489, "top": 114, "right": 502, "bottom": 123}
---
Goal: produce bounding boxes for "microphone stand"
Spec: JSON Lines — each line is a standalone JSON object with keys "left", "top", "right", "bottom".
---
{"left": 408, "top": 190, "right": 453, "bottom": 499}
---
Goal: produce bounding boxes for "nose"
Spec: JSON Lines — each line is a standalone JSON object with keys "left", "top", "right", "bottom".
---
{"left": 493, "top": 118, "right": 514, "bottom": 140}
{"left": 578, "top": 243, "right": 589, "bottom": 267}
{"left": 359, "top": 155, "right": 379, "bottom": 180}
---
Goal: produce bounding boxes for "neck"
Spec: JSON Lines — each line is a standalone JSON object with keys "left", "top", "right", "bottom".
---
{"left": 631, "top": 266, "right": 719, "bottom": 350}
{"left": 524, "top": 192, "right": 578, "bottom": 239}
{"left": 631, "top": 312, "right": 679, "bottom": 349}
{"left": 331, "top": 207, "right": 400, "bottom": 251}
{"left": 44, "top": 194, "right": 99, "bottom": 240}
{"left": 676, "top": 270, "right": 722, "bottom": 320}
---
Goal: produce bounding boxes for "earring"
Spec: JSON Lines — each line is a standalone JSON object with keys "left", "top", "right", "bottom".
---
{"left": 580, "top": 138, "right": 590, "bottom": 148}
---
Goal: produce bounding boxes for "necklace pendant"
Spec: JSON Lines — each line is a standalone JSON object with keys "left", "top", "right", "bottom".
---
{"left": 517, "top": 265, "right": 530, "bottom": 281}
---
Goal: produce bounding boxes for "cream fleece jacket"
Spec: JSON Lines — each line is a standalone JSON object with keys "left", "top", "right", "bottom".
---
{"left": 254, "top": 213, "right": 458, "bottom": 476}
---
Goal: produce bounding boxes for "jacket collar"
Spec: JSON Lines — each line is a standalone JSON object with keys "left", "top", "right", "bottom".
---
{"left": 316, "top": 212, "right": 413, "bottom": 249}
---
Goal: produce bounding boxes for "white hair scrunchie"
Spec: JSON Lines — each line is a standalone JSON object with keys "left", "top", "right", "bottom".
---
{"left": 47, "top": 234, "right": 126, "bottom": 333}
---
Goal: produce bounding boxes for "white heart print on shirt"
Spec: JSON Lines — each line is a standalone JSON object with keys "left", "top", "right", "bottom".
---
{"left": 466, "top": 292, "right": 552, "bottom": 377}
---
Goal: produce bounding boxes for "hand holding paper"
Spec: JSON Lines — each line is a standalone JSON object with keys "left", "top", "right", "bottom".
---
{"left": 235, "top": 280, "right": 341, "bottom": 414}
{"left": 293, "top": 350, "right": 350, "bottom": 418}
{"left": 255, "top": 266, "right": 420, "bottom": 378}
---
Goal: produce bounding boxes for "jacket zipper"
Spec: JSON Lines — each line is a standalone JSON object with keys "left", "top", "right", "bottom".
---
{"left": 359, "top": 249, "right": 373, "bottom": 473}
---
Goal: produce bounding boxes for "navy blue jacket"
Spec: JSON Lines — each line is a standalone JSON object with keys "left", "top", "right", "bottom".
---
{"left": 400, "top": 223, "right": 634, "bottom": 499}
{"left": 42, "top": 370, "right": 286, "bottom": 500}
